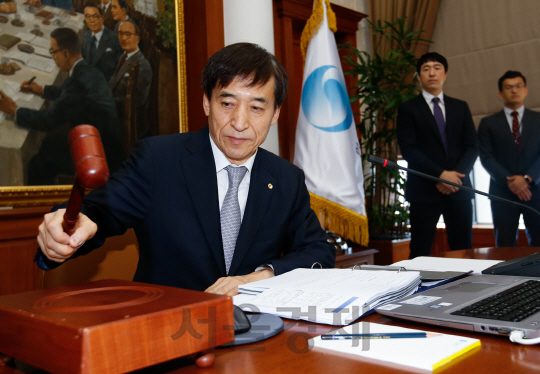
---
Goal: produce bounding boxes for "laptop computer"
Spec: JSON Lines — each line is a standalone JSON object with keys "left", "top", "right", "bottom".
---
{"left": 375, "top": 274, "right": 540, "bottom": 339}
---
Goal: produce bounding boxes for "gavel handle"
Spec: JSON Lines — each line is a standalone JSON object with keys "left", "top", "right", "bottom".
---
{"left": 62, "top": 179, "right": 86, "bottom": 236}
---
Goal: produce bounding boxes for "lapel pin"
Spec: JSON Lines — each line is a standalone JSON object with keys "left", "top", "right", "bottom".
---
{"left": 268, "top": 183, "right": 273, "bottom": 189}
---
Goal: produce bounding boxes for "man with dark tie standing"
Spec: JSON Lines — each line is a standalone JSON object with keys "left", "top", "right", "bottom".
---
{"left": 109, "top": 20, "right": 152, "bottom": 138}
{"left": 397, "top": 52, "right": 478, "bottom": 258}
{"left": 82, "top": 4, "right": 122, "bottom": 81}
{"left": 478, "top": 71, "right": 540, "bottom": 247}
{"left": 34, "top": 43, "right": 335, "bottom": 295}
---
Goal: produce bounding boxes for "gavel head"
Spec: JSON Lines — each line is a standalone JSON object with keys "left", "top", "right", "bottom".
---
{"left": 69, "top": 125, "right": 110, "bottom": 189}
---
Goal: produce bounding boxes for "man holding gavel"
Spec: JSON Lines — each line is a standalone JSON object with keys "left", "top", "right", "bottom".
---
{"left": 35, "top": 42, "right": 335, "bottom": 296}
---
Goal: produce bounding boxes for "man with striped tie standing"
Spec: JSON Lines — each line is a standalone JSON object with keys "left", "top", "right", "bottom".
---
{"left": 478, "top": 71, "right": 540, "bottom": 247}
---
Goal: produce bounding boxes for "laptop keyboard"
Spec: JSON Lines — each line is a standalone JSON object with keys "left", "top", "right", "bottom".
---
{"left": 451, "top": 280, "right": 540, "bottom": 322}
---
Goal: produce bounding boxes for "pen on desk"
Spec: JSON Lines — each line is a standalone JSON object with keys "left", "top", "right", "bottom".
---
{"left": 321, "top": 332, "right": 439, "bottom": 340}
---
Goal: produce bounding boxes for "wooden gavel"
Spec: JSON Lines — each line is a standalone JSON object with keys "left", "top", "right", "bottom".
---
{"left": 62, "top": 125, "right": 110, "bottom": 236}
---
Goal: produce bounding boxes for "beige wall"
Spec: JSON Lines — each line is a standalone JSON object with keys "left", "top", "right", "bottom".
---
{"left": 429, "top": 0, "right": 540, "bottom": 125}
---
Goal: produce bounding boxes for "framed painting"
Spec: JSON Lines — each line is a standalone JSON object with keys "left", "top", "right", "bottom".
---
{"left": 0, "top": 0, "right": 188, "bottom": 207}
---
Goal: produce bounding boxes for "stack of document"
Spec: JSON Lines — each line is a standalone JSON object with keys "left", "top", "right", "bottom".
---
{"left": 311, "top": 322, "right": 481, "bottom": 372}
{"left": 234, "top": 268, "right": 421, "bottom": 325}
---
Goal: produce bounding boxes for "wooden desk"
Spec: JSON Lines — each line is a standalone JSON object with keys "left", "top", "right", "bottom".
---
{"left": 3, "top": 247, "right": 539, "bottom": 373}
{"left": 157, "top": 246, "right": 540, "bottom": 373}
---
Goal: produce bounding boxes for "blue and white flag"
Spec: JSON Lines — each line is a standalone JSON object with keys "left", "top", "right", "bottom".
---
{"left": 294, "top": 0, "right": 367, "bottom": 245}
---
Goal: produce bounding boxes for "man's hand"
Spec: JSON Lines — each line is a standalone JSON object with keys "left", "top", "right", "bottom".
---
{"left": 37, "top": 209, "right": 98, "bottom": 263}
{"left": 0, "top": 90, "right": 18, "bottom": 117}
{"left": 437, "top": 170, "right": 465, "bottom": 194}
{"left": 205, "top": 268, "right": 274, "bottom": 296}
{"left": 20, "top": 80, "right": 44, "bottom": 95}
{"left": 507, "top": 175, "right": 532, "bottom": 201}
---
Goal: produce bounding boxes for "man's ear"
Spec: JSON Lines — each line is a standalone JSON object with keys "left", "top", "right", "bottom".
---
{"left": 271, "top": 106, "right": 281, "bottom": 126}
{"left": 203, "top": 94, "right": 210, "bottom": 116}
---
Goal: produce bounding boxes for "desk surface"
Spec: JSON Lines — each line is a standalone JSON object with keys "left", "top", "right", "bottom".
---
{"left": 2, "top": 247, "right": 539, "bottom": 373}
{"left": 167, "top": 246, "right": 540, "bottom": 373}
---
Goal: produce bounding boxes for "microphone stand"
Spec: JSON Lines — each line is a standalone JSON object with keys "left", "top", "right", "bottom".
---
{"left": 367, "top": 155, "right": 540, "bottom": 218}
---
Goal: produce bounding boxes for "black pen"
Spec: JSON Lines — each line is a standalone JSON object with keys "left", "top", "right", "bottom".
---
{"left": 20, "top": 76, "right": 37, "bottom": 92}
{"left": 321, "top": 332, "right": 439, "bottom": 340}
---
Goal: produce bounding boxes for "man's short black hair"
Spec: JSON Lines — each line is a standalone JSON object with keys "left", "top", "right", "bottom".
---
{"left": 116, "top": 0, "right": 128, "bottom": 10}
{"left": 201, "top": 42, "right": 288, "bottom": 109}
{"left": 498, "top": 70, "right": 527, "bottom": 92}
{"left": 51, "top": 27, "right": 81, "bottom": 55}
{"left": 119, "top": 19, "right": 139, "bottom": 35}
{"left": 417, "top": 52, "right": 448, "bottom": 74}
{"left": 84, "top": 3, "right": 103, "bottom": 16}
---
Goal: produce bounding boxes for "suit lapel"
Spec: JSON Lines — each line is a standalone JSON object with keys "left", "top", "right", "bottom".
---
{"left": 520, "top": 109, "right": 537, "bottom": 151}
{"left": 228, "top": 151, "right": 276, "bottom": 275}
{"left": 110, "top": 52, "right": 139, "bottom": 89}
{"left": 415, "top": 95, "right": 443, "bottom": 143}
{"left": 181, "top": 128, "right": 225, "bottom": 275}
{"left": 493, "top": 110, "right": 517, "bottom": 148}
{"left": 93, "top": 29, "right": 109, "bottom": 64}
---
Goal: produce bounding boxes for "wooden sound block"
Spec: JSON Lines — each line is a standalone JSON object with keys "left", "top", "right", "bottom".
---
{"left": 0, "top": 279, "right": 234, "bottom": 374}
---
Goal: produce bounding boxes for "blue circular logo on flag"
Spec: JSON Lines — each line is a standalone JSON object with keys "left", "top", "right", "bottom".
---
{"left": 301, "top": 65, "right": 353, "bottom": 132}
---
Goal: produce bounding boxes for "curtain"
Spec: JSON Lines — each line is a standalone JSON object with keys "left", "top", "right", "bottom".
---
{"left": 366, "top": 0, "right": 440, "bottom": 58}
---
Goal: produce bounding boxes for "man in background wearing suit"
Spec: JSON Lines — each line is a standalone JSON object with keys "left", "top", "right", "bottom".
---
{"left": 101, "top": 0, "right": 116, "bottom": 31}
{"left": 478, "top": 71, "right": 540, "bottom": 246}
{"left": 82, "top": 4, "right": 122, "bottom": 81}
{"left": 34, "top": 42, "right": 335, "bottom": 296}
{"left": 110, "top": 20, "right": 152, "bottom": 138}
{"left": 111, "top": 0, "right": 131, "bottom": 33}
{"left": 0, "top": 28, "right": 122, "bottom": 185}
{"left": 397, "top": 52, "right": 478, "bottom": 258}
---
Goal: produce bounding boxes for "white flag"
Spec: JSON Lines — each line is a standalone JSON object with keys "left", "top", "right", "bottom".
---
{"left": 294, "top": 0, "right": 367, "bottom": 245}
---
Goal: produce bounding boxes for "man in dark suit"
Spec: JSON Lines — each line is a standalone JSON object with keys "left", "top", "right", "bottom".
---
{"left": 0, "top": 28, "right": 122, "bottom": 185}
{"left": 110, "top": 20, "right": 152, "bottom": 138}
{"left": 101, "top": 0, "right": 116, "bottom": 30}
{"left": 397, "top": 52, "right": 478, "bottom": 258}
{"left": 111, "top": 0, "right": 132, "bottom": 33}
{"left": 34, "top": 43, "right": 335, "bottom": 295}
{"left": 478, "top": 71, "right": 540, "bottom": 246}
{"left": 82, "top": 4, "right": 122, "bottom": 81}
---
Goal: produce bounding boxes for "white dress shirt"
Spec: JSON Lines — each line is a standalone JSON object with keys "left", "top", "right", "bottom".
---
{"left": 209, "top": 134, "right": 256, "bottom": 221}
{"left": 91, "top": 28, "right": 104, "bottom": 47}
{"left": 503, "top": 105, "right": 524, "bottom": 135}
{"left": 422, "top": 90, "right": 446, "bottom": 121}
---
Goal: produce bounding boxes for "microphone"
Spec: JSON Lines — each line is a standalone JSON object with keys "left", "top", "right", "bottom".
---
{"left": 62, "top": 125, "right": 110, "bottom": 235}
{"left": 367, "top": 155, "right": 540, "bottom": 218}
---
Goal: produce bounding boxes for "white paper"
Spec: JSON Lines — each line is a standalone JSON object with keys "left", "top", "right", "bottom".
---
{"left": 32, "top": 46, "right": 51, "bottom": 58}
{"left": 311, "top": 322, "right": 480, "bottom": 372}
{"left": 392, "top": 257, "right": 502, "bottom": 274}
{"left": 3, "top": 50, "right": 33, "bottom": 65}
{"left": 27, "top": 55, "right": 56, "bottom": 73}
{"left": 30, "top": 36, "right": 50, "bottom": 49}
{"left": 15, "top": 32, "right": 36, "bottom": 43}
{"left": 234, "top": 269, "right": 421, "bottom": 325}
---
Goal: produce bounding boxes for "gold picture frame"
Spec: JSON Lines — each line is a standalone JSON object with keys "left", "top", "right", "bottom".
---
{"left": 0, "top": 0, "right": 188, "bottom": 208}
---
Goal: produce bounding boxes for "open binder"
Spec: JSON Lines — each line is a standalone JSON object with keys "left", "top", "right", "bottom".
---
{"left": 234, "top": 268, "right": 422, "bottom": 325}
